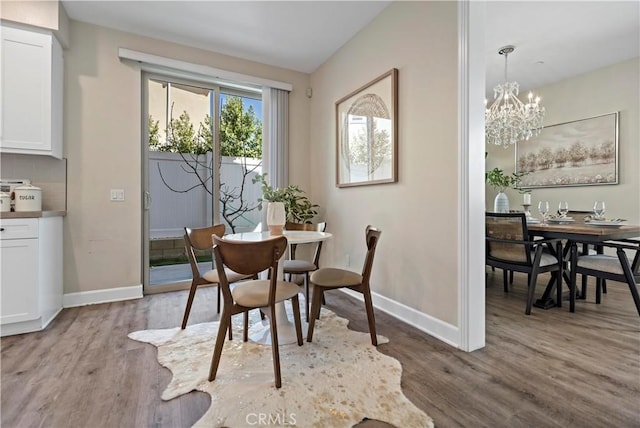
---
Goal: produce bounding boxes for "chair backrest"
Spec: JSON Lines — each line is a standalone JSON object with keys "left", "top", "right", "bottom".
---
{"left": 212, "top": 235, "right": 287, "bottom": 306}
{"left": 285, "top": 221, "right": 327, "bottom": 265}
{"left": 213, "top": 235, "right": 287, "bottom": 277}
{"left": 485, "top": 212, "right": 531, "bottom": 264}
{"left": 361, "top": 225, "right": 382, "bottom": 283}
{"left": 184, "top": 224, "right": 226, "bottom": 279}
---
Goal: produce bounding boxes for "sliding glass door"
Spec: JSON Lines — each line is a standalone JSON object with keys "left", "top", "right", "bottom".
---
{"left": 142, "top": 74, "right": 264, "bottom": 293}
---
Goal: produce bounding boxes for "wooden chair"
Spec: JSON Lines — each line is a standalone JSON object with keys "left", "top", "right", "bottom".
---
{"left": 283, "top": 221, "right": 327, "bottom": 321}
{"left": 306, "top": 225, "right": 381, "bottom": 346}
{"left": 485, "top": 212, "right": 563, "bottom": 314}
{"left": 208, "top": 235, "right": 303, "bottom": 389}
{"left": 569, "top": 240, "right": 640, "bottom": 316}
{"left": 182, "top": 224, "right": 254, "bottom": 330}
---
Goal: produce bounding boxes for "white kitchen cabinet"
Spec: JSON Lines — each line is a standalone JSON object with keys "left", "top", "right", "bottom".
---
{"left": 0, "top": 216, "right": 63, "bottom": 336}
{"left": 0, "top": 21, "right": 63, "bottom": 158}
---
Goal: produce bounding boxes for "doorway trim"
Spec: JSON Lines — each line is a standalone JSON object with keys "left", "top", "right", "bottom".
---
{"left": 457, "top": 0, "right": 486, "bottom": 351}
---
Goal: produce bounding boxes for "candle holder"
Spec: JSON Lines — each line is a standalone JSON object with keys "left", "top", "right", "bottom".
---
{"left": 522, "top": 204, "right": 531, "bottom": 218}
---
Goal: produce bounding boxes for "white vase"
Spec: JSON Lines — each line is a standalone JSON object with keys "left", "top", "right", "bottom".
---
{"left": 494, "top": 191, "right": 510, "bottom": 213}
{"left": 266, "top": 201, "right": 286, "bottom": 235}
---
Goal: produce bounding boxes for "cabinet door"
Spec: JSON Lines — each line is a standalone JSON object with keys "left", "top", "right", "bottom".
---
{"left": 0, "top": 24, "right": 53, "bottom": 154}
{"left": 0, "top": 238, "right": 39, "bottom": 324}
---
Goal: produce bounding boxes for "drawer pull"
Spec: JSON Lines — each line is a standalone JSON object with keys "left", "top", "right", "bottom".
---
{"left": 0, "top": 228, "right": 4, "bottom": 232}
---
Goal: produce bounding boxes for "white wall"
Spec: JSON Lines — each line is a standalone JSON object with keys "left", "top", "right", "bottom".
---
{"left": 486, "top": 59, "right": 640, "bottom": 224}
{"left": 310, "top": 2, "right": 461, "bottom": 328}
{"left": 63, "top": 21, "right": 311, "bottom": 294}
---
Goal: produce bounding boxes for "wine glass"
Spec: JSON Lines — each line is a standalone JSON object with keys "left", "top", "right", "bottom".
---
{"left": 593, "top": 201, "right": 606, "bottom": 220}
{"left": 558, "top": 201, "right": 569, "bottom": 218}
{"left": 538, "top": 201, "right": 549, "bottom": 224}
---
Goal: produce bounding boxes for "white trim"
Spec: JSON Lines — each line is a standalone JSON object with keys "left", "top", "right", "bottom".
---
{"left": 339, "top": 289, "right": 460, "bottom": 349}
{"left": 0, "top": 307, "right": 62, "bottom": 337}
{"left": 1, "top": 319, "right": 43, "bottom": 337}
{"left": 118, "top": 48, "right": 293, "bottom": 92}
{"left": 42, "top": 307, "right": 63, "bottom": 329}
{"left": 457, "top": 1, "right": 486, "bottom": 351}
{"left": 63, "top": 285, "right": 143, "bottom": 308}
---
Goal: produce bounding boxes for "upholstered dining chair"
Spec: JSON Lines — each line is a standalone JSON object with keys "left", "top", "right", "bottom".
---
{"left": 569, "top": 240, "right": 640, "bottom": 316}
{"left": 208, "top": 234, "right": 303, "bottom": 389}
{"left": 485, "top": 212, "right": 563, "bottom": 315}
{"left": 182, "top": 224, "right": 254, "bottom": 330}
{"left": 306, "top": 225, "right": 381, "bottom": 346}
{"left": 566, "top": 210, "right": 605, "bottom": 298}
{"left": 283, "top": 221, "right": 327, "bottom": 321}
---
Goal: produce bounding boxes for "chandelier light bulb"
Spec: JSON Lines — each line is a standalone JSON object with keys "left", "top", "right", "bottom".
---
{"left": 485, "top": 46, "right": 546, "bottom": 148}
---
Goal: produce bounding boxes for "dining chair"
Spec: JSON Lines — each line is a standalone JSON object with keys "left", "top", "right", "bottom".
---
{"left": 208, "top": 234, "right": 303, "bottom": 389}
{"left": 569, "top": 240, "right": 640, "bottom": 316}
{"left": 306, "top": 225, "right": 381, "bottom": 346}
{"left": 283, "top": 221, "right": 327, "bottom": 321}
{"left": 566, "top": 210, "right": 605, "bottom": 298}
{"left": 182, "top": 224, "right": 254, "bottom": 330}
{"left": 485, "top": 212, "right": 563, "bottom": 314}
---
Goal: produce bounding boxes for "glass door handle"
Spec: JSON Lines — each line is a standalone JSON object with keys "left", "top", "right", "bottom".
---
{"left": 143, "top": 191, "right": 152, "bottom": 210}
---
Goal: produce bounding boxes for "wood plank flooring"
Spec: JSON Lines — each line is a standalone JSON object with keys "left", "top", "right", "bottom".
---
{"left": 2, "top": 271, "right": 639, "bottom": 427}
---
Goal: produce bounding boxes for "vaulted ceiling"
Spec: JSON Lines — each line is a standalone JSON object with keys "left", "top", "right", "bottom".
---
{"left": 62, "top": 1, "right": 639, "bottom": 96}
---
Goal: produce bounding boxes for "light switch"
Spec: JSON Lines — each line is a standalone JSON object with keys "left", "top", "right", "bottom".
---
{"left": 110, "top": 189, "right": 125, "bottom": 201}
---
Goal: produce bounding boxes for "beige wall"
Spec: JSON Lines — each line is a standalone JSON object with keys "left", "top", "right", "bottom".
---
{"left": 1, "top": 0, "right": 59, "bottom": 30}
{"left": 310, "top": 2, "right": 460, "bottom": 325}
{"left": 0, "top": 0, "right": 70, "bottom": 47}
{"left": 63, "top": 21, "right": 310, "bottom": 294}
{"left": 486, "top": 58, "right": 640, "bottom": 224}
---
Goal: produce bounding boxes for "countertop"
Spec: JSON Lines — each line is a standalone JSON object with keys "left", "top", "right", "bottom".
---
{"left": 0, "top": 210, "right": 66, "bottom": 219}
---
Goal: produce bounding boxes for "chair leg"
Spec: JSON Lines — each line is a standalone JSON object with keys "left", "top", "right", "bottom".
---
{"left": 362, "top": 286, "right": 378, "bottom": 346}
{"left": 217, "top": 285, "right": 221, "bottom": 314}
{"left": 208, "top": 311, "right": 230, "bottom": 381}
{"left": 556, "top": 241, "right": 564, "bottom": 308}
{"left": 581, "top": 275, "right": 588, "bottom": 300}
{"left": 602, "top": 279, "right": 607, "bottom": 294}
{"left": 243, "top": 311, "right": 249, "bottom": 342}
{"left": 304, "top": 273, "right": 310, "bottom": 322}
{"left": 503, "top": 269, "right": 509, "bottom": 292}
{"left": 570, "top": 247, "right": 578, "bottom": 313}
{"left": 181, "top": 281, "right": 198, "bottom": 329}
{"left": 525, "top": 273, "right": 538, "bottom": 315}
{"left": 291, "top": 296, "right": 303, "bottom": 346}
{"left": 268, "top": 304, "right": 282, "bottom": 389}
{"left": 596, "top": 279, "right": 602, "bottom": 304}
{"left": 306, "top": 285, "right": 323, "bottom": 342}
{"left": 569, "top": 245, "right": 578, "bottom": 313}
{"left": 618, "top": 248, "right": 640, "bottom": 316}
{"left": 509, "top": 270, "right": 514, "bottom": 284}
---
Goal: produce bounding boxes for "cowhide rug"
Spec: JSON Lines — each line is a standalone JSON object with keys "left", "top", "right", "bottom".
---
{"left": 128, "top": 303, "right": 433, "bottom": 428}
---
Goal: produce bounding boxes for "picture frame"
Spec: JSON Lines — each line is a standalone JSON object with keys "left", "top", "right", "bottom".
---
{"left": 515, "top": 112, "right": 619, "bottom": 188}
{"left": 336, "top": 68, "right": 398, "bottom": 188}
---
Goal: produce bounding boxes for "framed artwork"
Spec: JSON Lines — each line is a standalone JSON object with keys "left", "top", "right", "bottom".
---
{"left": 515, "top": 112, "right": 618, "bottom": 188}
{"left": 336, "top": 68, "right": 398, "bottom": 188}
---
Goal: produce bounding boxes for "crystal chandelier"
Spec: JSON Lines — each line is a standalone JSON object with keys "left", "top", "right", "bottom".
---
{"left": 485, "top": 46, "right": 545, "bottom": 147}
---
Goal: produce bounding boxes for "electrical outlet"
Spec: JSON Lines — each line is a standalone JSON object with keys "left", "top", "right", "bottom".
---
{"left": 110, "top": 189, "right": 125, "bottom": 201}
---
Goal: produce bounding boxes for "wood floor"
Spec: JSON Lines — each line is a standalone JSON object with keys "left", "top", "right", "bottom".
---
{"left": 2, "top": 271, "right": 639, "bottom": 427}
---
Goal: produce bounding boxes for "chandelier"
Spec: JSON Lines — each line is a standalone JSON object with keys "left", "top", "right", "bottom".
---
{"left": 485, "top": 46, "right": 545, "bottom": 147}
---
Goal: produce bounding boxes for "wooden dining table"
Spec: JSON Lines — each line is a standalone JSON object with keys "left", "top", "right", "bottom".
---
{"left": 527, "top": 221, "right": 640, "bottom": 308}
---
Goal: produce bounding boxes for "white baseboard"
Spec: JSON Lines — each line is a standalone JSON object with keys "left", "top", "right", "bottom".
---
{"left": 63, "top": 284, "right": 143, "bottom": 308}
{"left": 339, "top": 288, "right": 460, "bottom": 349}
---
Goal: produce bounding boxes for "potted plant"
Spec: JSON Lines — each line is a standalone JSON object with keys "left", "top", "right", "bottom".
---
{"left": 485, "top": 168, "right": 529, "bottom": 213}
{"left": 252, "top": 173, "right": 319, "bottom": 234}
